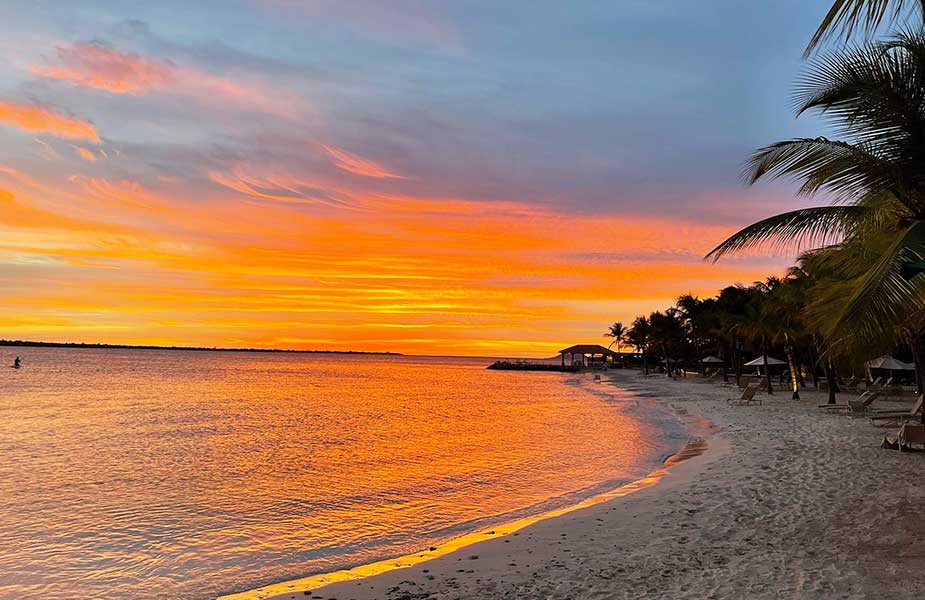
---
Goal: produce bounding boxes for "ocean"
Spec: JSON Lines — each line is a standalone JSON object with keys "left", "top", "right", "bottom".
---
{"left": 0, "top": 349, "right": 687, "bottom": 599}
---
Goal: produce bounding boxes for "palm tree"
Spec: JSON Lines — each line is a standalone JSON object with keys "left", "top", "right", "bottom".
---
{"left": 715, "top": 285, "right": 753, "bottom": 385}
{"left": 734, "top": 283, "right": 780, "bottom": 395}
{"left": 626, "top": 316, "right": 652, "bottom": 375}
{"left": 707, "top": 29, "right": 925, "bottom": 389}
{"left": 604, "top": 322, "right": 627, "bottom": 354}
{"left": 649, "top": 309, "right": 686, "bottom": 378}
{"left": 764, "top": 271, "right": 813, "bottom": 400}
{"left": 808, "top": 0, "right": 923, "bottom": 53}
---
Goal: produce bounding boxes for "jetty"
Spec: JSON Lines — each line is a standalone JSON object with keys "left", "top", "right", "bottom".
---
{"left": 487, "top": 361, "right": 581, "bottom": 372}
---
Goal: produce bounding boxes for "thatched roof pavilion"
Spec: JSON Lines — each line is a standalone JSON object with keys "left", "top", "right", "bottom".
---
{"left": 558, "top": 344, "right": 618, "bottom": 366}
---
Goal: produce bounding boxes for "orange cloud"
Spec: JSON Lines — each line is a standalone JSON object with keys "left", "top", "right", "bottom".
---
{"left": 322, "top": 144, "right": 407, "bottom": 179}
{"left": 32, "top": 43, "right": 174, "bottom": 94}
{"left": 0, "top": 100, "right": 99, "bottom": 143}
{"left": 73, "top": 146, "right": 97, "bottom": 162}
{"left": 0, "top": 164, "right": 793, "bottom": 356}
{"left": 33, "top": 42, "right": 308, "bottom": 119}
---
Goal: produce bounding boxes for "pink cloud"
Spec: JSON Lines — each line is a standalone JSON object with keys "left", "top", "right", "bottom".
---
{"left": 208, "top": 165, "right": 357, "bottom": 210}
{"left": 33, "top": 42, "right": 308, "bottom": 119}
{"left": 322, "top": 144, "right": 407, "bottom": 179}
{"left": 33, "top": 43, "right": 174, "bottom": 94}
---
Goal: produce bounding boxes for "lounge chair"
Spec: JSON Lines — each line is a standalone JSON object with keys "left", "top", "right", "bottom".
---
{"left": 818, "top": 391, "right": 880, "bottom": 416}
{"left": 869, "top": 396, "right": 924, "bottom": 427}
{"left": 841, "top": 376, "right": 860, "bottom": 392}
{"left": 881, "top": 380, "right": 907, "bottom": 400}
{"left": 728, "top": 383, "right": 761, "bottom": 406}
{"left": 881, "top": 423, "right": 925, "bottom": 452}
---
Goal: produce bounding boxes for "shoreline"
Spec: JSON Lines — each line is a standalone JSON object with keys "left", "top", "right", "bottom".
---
{"left": 219, "top": 374, "right": 720, "bottom": 600}
{"left": 219, "top": 370, "right": 925, "bottom": 600}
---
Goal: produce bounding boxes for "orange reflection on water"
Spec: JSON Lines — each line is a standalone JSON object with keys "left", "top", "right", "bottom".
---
{"left": 221, "top": 439, "right": 708, "bottom": 600}
{"left": 2, "top": 351, "right": 688, "bottom": 599}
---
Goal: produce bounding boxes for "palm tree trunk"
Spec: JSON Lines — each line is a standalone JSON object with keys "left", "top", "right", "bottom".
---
{"left": 822, "top": 358, "right": 837, "bottom": 404}
{"left": 762, "top": 339, "right": 773, "bottom": 395}
{"left": 662, "top": 345, "right": 672, "bottom": 378}
{"left": 796, "top": 352, "right": 806, "bottom": 388}
{"left": 734, "top": 340, "right": 742, "bottom": 388}
{"left": 642, "top": 346, "right": 649, "bottom": 375}
{"left": 911, "top": 332, "right": 925, "bottom": 403}
{"left": 722, "top": 341, "right": 730, "bottom": 383}
{"left": 785, "top": 344, "right": 800, "bottom": 400}
{"left": 830, "top": 361, "right": 842, "bottom": 394}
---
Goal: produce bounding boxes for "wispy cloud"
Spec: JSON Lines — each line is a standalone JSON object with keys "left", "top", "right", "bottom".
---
{"left": 32, "top": 42, "right": 174, "bottom": 94}
{"left": 0, "top": 100, "right": 99, "bottom": 143}
{"left": 73, "top": 146, "right": 97, "bottom": 162}
{"left": 33, "top": 41, "right": 308, "bottom": 119}
{"left": 322, "top": 144, "right": 407, "bottom": 179}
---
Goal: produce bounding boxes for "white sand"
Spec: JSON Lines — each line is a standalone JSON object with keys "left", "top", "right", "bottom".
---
{"left": 246, "top": 371, "right": 925, "bottom": 600}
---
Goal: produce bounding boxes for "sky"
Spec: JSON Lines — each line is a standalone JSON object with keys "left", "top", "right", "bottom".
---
{"left": 0, "top": 1, "right": 838, "bottom": 356}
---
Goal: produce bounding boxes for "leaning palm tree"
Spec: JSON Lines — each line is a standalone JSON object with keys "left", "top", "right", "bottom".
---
{"left": 808, "top": 0, "right": 923, "bottom": 53}
{"left": 707, "top": 28, "right": 925, "bottom": 389}
{"left": 604, "top": 321, "right": 627, "bottom": 354}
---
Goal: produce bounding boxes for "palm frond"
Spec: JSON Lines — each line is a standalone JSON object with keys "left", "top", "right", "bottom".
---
{"left": 794, "top": 44, "right": 925, "bottom": 154}
{"left": 806, "top": 0, "right": 924, "bottom": 55}
{"left": 830, "top": 220, "right": 925, "bottom": 342}
{"left": 743, "top": 138, "right": 898, "bottom": 203}
{"left": 705, "top": 206, "right": 866, "bottom": 262}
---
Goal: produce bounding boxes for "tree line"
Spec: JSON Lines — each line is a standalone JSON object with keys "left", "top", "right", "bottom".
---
{"left": 607, "top": 0, "right": 925, "bottom": 404}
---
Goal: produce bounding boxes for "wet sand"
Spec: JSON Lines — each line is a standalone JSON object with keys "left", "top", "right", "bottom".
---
{"left": 229, "top": 370, "right": 925, "bottom": 600}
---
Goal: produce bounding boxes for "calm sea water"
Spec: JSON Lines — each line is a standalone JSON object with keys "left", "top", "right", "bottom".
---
{"left": 0, "top": 349, "right": 687, "bottom": 600}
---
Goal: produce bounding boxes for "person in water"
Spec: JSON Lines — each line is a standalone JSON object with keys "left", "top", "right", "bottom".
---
{"left": 13, "top": 356, "right": 20, "bottom": 368}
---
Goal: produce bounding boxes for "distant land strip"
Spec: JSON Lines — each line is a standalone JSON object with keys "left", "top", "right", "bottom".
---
{"left": 0, "top": 340, "right": 401, "bottom": 355}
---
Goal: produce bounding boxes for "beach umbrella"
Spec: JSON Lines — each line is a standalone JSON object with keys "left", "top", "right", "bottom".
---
{"left": 743, "top": 355, "right": 786, "bottom": 376}
{"left": 743, "top": 356, "right": 786, "bottom": 367}
{"left": 700, "top": 355, "right": 723, "bottom": 364}
{"left": 865, "top": 356, "right": 914, "bottom": 371}
{"left": 865, "top": 355, "right": 915, "bottom": 381}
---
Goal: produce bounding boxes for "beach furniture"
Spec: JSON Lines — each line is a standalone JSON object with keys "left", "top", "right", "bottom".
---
{"left": 881, "top": 423, "right": 925, "bottom": 451}
{"left": 817, "top": 390, "right": 880, "bottom": 417}
{"left": 727, "top": 383, "right": 761, "bottom": 406}
{"left": 841, "top": 376, "right": 860, "bottom": 392}
{"left": 868, "top": 396, "right": 924, "bottom": 427}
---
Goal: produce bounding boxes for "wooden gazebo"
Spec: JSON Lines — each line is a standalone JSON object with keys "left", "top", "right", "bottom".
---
{"left": 558, "top": 344, "right": 619, "bottom": 368}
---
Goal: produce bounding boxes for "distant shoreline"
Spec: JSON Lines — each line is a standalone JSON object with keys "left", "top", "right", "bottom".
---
{"left": 0, "top": 340, "right": 401, "bottom": 356}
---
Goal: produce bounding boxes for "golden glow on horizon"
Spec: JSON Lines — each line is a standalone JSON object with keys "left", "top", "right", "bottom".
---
{"left": 0, "top": 162, "right": 785, "bottom": 356}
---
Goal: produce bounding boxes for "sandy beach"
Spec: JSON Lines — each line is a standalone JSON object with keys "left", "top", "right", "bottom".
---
{"left": 242, "top": 370, "right": 925, "bottom": 600}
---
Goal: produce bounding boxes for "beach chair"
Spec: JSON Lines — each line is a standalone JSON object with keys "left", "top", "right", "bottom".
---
{"left": 817, "top": 391, "right": 880, "bottom": 416}
{"left": 881, "top": 423, "right": 925, "bottom": 451}
{"left": 841, "top": 376, "right": 860, "bottom": 392}
{"left": 869, "top": 396, "right": 924, "bottom": 427}
{"left": 727, "top": 383, "right": 761, "bottom": 406}
{"left": 881, "top": 379, "right": 907, "bottom": 400}
{"left": 866, "top": 376, "right": 883, "bottom": 390}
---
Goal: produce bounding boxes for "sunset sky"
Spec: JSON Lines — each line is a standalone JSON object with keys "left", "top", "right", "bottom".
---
{"left": 0, "top": 1, "right": 834, "bottom": 356}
